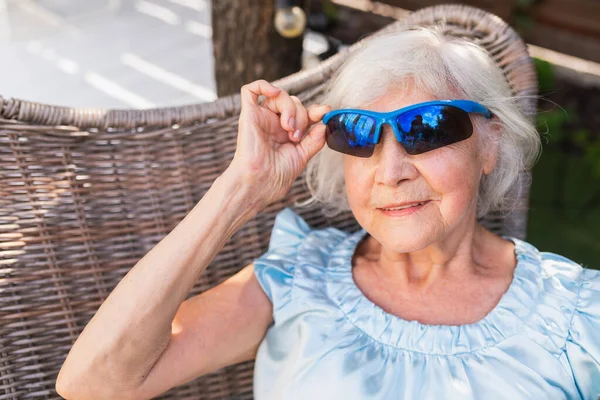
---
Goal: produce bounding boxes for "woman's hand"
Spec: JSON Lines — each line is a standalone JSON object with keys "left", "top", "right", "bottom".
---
{"left": 228, "top": 79, "right": 331, "bottom": 209}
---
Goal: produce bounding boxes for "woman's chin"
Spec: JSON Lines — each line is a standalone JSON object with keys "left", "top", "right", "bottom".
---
{"left": 371, "top": 224, "right": 439, "bottom": 253}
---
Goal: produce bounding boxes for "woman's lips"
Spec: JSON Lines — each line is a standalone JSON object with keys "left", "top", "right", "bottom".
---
{"left": 378, "top": 200, "right": 431, "bottom": 217}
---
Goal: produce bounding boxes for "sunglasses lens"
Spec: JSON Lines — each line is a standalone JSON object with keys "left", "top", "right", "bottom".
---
{"left": 395, "top": 105, "right": 473, "bottom": 155}
{"left": 325, "top": 113, "right": 377, "bottom": 158}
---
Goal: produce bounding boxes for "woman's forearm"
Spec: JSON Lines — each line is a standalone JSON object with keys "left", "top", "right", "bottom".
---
{"left": 57, "top": 167, "right": 263, "bottom": 394}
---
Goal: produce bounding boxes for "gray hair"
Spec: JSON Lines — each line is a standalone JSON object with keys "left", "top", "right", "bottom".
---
{"left": 296, "top": 24, "right": 541, "bottom": 219}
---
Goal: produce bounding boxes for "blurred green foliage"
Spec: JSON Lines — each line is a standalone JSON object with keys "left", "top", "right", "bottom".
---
{"left": 527, "top": 58, "right": 600, "bottom": 269}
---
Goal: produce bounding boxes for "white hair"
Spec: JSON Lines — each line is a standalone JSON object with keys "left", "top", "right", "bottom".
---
{"left": 296, "top": 23, "right": 542, "bottom": 219}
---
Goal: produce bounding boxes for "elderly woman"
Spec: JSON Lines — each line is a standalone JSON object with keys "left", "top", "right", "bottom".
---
{"left": 56, "top": 25, "right": 599, "bottom": 400}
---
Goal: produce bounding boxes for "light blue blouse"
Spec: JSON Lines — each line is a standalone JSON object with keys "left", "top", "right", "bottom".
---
{"left": 252, "top": 207, "right": 600, "bottom": 400}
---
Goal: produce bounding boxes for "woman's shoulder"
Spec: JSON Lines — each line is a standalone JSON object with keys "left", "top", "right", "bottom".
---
{"left": 263, "top": 207, "right": 349, "bottom": 253}
{"left": 264, "top": 207, "right": 314, "bottom": 252}
{"left": 252, "top": 207, "right": 351, "bottom": 317}
{"left": 535, "top": 245, "right": 600, "bottom": 296}
{"left": 509, "top": 236, "right": 600, "bottom": 339}
{"left": 508, "top": 236, "right": 598, "bottom": 288}
{"left": 534, "top": 245, "right": 600, "bottom": 318}
{"left": 521, "top": 245, "right": 600, "bottom": 398}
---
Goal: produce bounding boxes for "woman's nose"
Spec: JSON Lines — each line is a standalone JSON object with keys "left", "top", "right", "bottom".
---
{"left": 373, "top": 126, "right": 419, "bottom": 186}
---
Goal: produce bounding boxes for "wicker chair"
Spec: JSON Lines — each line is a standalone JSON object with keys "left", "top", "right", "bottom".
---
{"left": 0, "top": 4, "right": 537, "bottom": 399}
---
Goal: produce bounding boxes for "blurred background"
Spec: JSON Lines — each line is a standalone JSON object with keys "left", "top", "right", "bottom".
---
{"left": 1, "top": 0, "right": 599, "bottom": 269}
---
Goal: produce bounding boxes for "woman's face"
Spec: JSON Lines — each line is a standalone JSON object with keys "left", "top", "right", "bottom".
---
{"left": 344, "top": 85, "right": 498, "bottom": 253}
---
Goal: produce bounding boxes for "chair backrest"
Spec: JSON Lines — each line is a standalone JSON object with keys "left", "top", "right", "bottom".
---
{"left": 0, "top": 4, "right": 537, "bottom": 399}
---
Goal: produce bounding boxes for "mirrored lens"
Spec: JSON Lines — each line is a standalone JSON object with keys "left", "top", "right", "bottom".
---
{"left": 325, "top": 113, "right": 377, "bottom": 158}
{"left": 395, "top": 105, "right": 473, "bottom": 155}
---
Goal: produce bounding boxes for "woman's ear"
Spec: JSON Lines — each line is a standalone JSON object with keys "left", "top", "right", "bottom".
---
{"left": 481, "top": 117, "right": 502, "bottom": 176}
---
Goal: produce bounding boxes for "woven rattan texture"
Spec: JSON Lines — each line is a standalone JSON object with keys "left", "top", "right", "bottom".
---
{"left": 0, "top": 4, "right": 537, "bottom": 399}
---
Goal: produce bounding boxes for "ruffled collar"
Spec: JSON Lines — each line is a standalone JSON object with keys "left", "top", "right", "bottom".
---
{"left": 325, "top": 228, "right": 545, "bottom": 355}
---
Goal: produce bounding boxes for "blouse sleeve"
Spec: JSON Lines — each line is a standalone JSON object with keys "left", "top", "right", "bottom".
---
{"left": 565, "top": 267, "right": 600, "bottom": 399}
{"left": 253, "top": 207, "right": 312, "bottom": 319}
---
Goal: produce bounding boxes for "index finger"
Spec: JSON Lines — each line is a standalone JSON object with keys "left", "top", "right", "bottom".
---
{"left": 307, "top": 104, "right": 332, "bottom": 123}
{"left": 240, "top": 80, "right": 281, "bottom": 107}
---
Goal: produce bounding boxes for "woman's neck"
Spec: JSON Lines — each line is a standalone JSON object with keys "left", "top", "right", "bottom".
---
{"left": 355, "top": 222, "right": 516, "bottom": 291}
{"left": 351, "top": 223, "right": 518, "bottom": 325}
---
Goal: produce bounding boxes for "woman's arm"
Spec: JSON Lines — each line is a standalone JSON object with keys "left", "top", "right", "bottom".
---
{"left": 55, "top": 79, "right": 331, "bottom": 400}
{"left": 129, "top": 263, "right": 271, "bottom": 399}
{"left": 55, "top": 167, "right": 266, "bottom": 400}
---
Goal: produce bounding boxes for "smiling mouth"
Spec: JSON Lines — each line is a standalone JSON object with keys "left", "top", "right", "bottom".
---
{"left": 377, "top": 200, "right": 431, "bottom": 215}
{"left": 379, "top": 201, "right": 428, "bottom": 211}
{"left": 379, "top": 200, "right": 431, "bottom": 211}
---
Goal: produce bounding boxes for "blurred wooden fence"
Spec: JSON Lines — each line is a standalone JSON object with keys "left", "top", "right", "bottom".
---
{"left": 335, "top": 0, "right": 600, "bottom": 64}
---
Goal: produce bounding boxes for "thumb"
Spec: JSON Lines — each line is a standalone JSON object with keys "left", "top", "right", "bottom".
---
{"left": 298, "top": 123, "right": 327, "bottom": 162}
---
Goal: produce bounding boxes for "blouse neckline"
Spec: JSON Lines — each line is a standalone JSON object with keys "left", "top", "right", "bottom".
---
{"left": 324, "top": 228, "right": 544, "bottom": 355}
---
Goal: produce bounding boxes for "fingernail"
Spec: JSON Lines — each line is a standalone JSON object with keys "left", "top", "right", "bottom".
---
{"left": 289, "top": 117, "right": 296, "bottom": 131}
{"left": 293, "top": 130, "right": 301, "bottom": 140}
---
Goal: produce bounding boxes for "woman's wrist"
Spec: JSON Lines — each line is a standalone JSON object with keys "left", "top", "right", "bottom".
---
{"left": 204, "top": 167, "right": 266, "bottom": 232}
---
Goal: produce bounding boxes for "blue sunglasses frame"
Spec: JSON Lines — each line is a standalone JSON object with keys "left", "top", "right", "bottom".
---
{"left": 322, "top": 99, "right": 494, "bottom": 156}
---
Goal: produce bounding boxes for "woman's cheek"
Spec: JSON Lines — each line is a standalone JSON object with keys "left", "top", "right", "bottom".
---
{"left": 346, "top": 173, "right": 371, "bottom": 210}
{"left": 344, "top": 158, "right": 371, "bottom": 207}
{"left": 420, "top": 146, "right": 480, "bottom": 193}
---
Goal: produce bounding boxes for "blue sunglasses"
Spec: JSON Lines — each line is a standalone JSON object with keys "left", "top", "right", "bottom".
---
{"left": 322, "top": 100, "right": 493, "bottom": 157}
